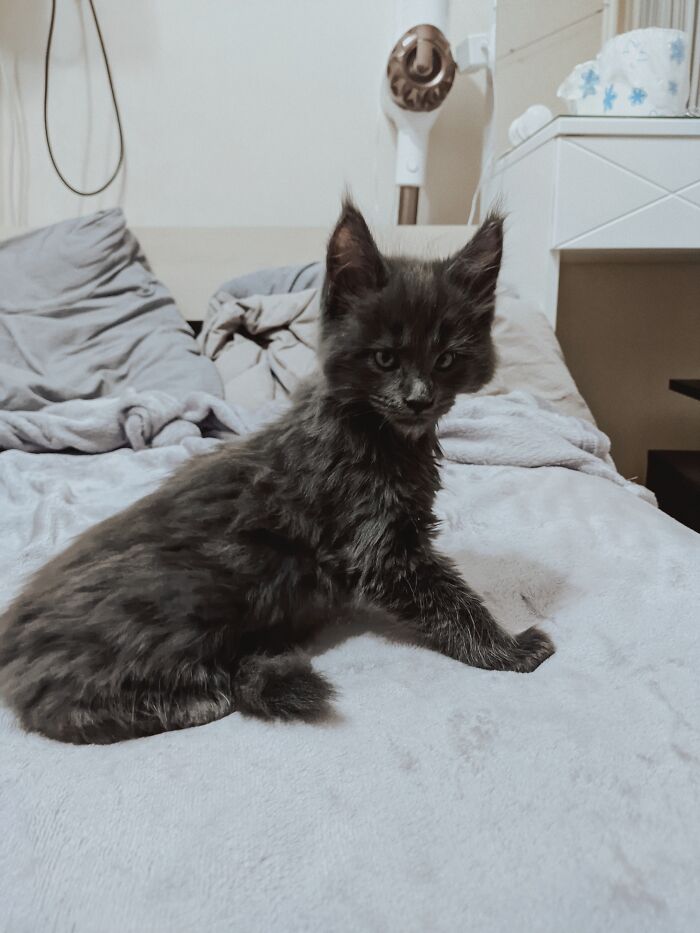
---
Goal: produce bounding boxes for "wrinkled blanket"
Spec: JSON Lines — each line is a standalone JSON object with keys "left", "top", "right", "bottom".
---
{"left": 0, "top": 381, "right": 652, "bottom": 505}
{"left": 200, "top": 288, "right": 319, "bottom": 409}
{"left": 0, "top": 209, "right": 222, "bottom": 409}
{"left": 0, "top": 389, "right": 268, "bottom": 453}
{"left": 441, "top": 392, "right": 654, "bottom": 503}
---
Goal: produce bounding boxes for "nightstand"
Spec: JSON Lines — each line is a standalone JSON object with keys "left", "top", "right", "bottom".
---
{"left": 647, "top": 380, "right": 700, "bottom": 533}
{"left": 485, "top": 115, "right": 700, "bottom": 325}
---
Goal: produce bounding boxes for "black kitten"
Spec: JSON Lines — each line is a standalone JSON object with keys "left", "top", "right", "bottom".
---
{"left": 0, "top": 200, "right": 554, "bottom": 744}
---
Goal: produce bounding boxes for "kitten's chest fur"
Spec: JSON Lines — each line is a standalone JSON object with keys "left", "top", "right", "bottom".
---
{"left": 249, "top": 385, "right": 442, "bottom": 591}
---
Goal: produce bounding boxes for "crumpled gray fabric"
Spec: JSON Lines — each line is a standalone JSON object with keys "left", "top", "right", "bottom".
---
{"left": 0, "top": 209, "right": 222, "bottom": 410}
{"left": 440, "top": 391, "right": 654, "bottom": 503}
{"left": 199, "top": 288, "right": 320, "bottom": 408}
{"left": 0, "top": 378, "right": 654, "bottom": 503}
{"left": 0, "top": 389, "right": 281, "bottom": 454}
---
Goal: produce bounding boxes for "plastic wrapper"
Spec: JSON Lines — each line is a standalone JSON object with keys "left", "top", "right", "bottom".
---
{"left": 557, "top": 28, "right": 689, "bottom": 116}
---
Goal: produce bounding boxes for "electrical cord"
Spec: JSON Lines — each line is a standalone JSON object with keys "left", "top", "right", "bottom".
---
{"left": 43, "top": 0, "right": 124, "bottom": 196}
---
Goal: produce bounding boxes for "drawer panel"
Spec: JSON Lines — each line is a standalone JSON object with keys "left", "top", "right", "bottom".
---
{"left": 553, "top": 136, "right": 700, "bottom": 249}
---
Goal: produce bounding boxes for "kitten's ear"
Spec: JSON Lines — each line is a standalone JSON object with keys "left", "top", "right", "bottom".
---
{"left": 325, "top": 198, "right": 386, "bottom": 304}
{"left": 446, "top": 212, "right": 504, "bottom": 319}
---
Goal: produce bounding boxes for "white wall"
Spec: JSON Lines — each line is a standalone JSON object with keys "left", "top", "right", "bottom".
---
{"left": 0, "top": 0, "right": 491, "bottom": 228}
{"left": 494, "top": 0, "right": 603, "bottom": 153}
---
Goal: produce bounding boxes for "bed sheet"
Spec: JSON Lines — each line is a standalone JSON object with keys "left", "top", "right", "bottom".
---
{"left": 1, "top": 439, "right": 698, "bottom": 932}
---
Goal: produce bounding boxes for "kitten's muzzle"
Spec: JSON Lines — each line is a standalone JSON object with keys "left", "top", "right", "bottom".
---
{"left": 404, "top": 396, "right": 434, "bottom": 414}
{"left": 392, "top": 407, "right": 438, "bottom": 432}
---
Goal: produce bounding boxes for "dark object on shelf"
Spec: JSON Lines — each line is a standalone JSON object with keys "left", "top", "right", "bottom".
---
{"left": 647, "top": 450, "right": 700, "bottom": 533}
{"left": 669, "top": 379, "right": 700, "bottom": 402}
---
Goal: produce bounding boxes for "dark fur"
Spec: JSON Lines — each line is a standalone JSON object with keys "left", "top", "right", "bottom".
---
{"left": 0, "top": 200, "right": 554, "bottom": 744}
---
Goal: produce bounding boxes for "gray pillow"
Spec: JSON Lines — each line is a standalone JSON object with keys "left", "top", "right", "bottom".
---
{"left": 0, "top": 209, "right": 222, "bottom": 410}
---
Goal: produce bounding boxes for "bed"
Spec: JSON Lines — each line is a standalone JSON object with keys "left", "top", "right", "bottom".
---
{"left": 1, "top": 210, "right": 698, "bottom": 933}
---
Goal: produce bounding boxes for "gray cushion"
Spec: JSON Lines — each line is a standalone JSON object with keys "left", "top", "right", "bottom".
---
{"left": 0, "top": 209, "right": 222, "bottom": 410}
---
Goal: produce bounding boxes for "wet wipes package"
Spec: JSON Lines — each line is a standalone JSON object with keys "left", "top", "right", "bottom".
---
{"left": 557, "top": 28, "right": 690, "bottom": 117}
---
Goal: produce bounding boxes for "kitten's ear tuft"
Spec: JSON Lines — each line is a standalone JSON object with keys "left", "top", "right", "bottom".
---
{"left": 325, "top": 198, "right": 386, "bottom": 303}
{"left": 446, "top": 212, "right": 504, "bottom": 318}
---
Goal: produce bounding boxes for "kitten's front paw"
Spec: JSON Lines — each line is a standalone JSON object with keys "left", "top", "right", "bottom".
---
{"left": 468, "top": 626, "right": 554, "bottom": 672}
{"left": 507, "top": 626, "right": 555, "bottom": 673}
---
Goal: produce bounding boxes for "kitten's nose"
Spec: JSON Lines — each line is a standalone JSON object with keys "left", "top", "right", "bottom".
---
{"left": 405, "top": 396, "right": 433, "bottom": 413}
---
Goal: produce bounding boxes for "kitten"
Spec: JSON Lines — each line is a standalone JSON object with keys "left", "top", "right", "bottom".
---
{"left": 0, "top": 200, "right": 554, "bottom": 744}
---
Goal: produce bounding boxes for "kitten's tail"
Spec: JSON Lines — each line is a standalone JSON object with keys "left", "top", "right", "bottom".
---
{"left": 232, "top": 652, "right": 336, "bottom": 722}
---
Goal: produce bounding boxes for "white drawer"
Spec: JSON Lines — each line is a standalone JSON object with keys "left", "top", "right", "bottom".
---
{"left": 552, "top": 134, "right": 700, "bottom": 250}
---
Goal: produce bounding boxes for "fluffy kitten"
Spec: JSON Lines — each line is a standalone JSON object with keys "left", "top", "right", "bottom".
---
{"left": 0, "top": 200, "right": 554, "bottom": 744}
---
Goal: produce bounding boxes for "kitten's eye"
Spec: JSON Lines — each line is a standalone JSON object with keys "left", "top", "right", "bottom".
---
{"left": 374, "top": 349, "right": 398, "bottom": 370}
{"left": 435, "top": 351, "right": 456, "bottom": 371}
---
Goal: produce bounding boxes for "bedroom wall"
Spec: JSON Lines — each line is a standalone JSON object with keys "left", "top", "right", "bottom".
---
{"left": 494, "top": 0, "right": 603, "bottom": 153}
{"left": 0, "top": 0, "right": 492, "bottom": 228}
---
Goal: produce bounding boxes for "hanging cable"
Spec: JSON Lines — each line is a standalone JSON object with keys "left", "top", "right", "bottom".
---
{"left": 43, "top": 0, "right": 124, "bottom": 196}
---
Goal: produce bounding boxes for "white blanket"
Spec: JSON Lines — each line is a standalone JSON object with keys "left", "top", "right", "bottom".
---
{"left": 0, "top": 386, "right": 653, "bottom": 508}
{"left": 1, "top": 392, "right": 698, "bottom": 933}
{"left": 441, "top": 391, "right": 655, "bottom": 504}
{"left": 0, "top": 389, "right": 260, "bottom": 453}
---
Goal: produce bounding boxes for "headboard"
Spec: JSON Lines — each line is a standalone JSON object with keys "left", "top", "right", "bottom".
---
{"left": 133, "top": 225, "right": 475, "bottom": 323}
